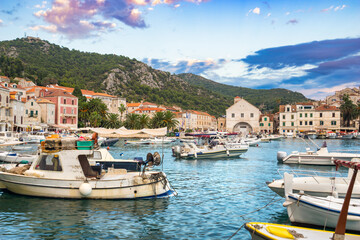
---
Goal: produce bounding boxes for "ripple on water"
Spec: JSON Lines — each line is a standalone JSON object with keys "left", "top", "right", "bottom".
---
{"left": 0, "top": 139, "right": 358, "bottom": 239}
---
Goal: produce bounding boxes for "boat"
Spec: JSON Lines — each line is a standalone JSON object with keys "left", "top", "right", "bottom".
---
{"left": 100, "top": 137, "right": 119, "bottom": 146}
{"left": 317, "top": 131, "right": 327, "bottom": 139}
{"left": 267, "top": 158, "right": 360, "bottom": 198}
{"left": 125, "top": 139, "right": 151, "bottom": 145}
{"left": 147, "top": 137, "right": 176, "bottom": 144}
{"left": 283, "top": 172, "right": 360, "bottom": 231}
{"left": 268, "top": 134, "right": 283, "bottom": 141}
{"left": 327, "top": 131, "right": 337, "bottom": 139}
{"left": 245, "top": 159, "right": 360, "bottom": 240}
{"left": 343, "top": 133, "right": 355, "bottom": 139}
{"left": 172, "top": 142, "right": 248, "bottom": 159}
{"left": 22, "top": 132, "right": 46, "bottom": 144}
{"left": 305, "top": 131, "right": 317, "bottom": 139}
{"left": 277, "top": 141, "right": 360, "bottom": 165}
{"left": 0, "top": 136, "right": 176, "bottom": 199}
{"left": 0, "top": 151, "right": 37, "bottom": 163}
{"left": 244, "top": 138, "right": 261, "bottom": 146}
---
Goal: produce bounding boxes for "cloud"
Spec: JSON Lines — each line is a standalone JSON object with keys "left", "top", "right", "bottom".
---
{"left": 0, "top": 19, "right": 3, "bottom": 26}
{"left": 144, "top": 38, "right": 360, "bottom": 99}
{"left": 32, "top": 0, "right": 208, "bottom": 39}
{"left": 34, "top": 1, "right": 47, "bottom": 9}
{"left": 286, "top": 19, "right": 298, "bottom": 25}
{"left": 321, "top": 5, "right": 346, "bottom": 13}
{"left": 247, "top": 7, "right": 260, "bottom": 16}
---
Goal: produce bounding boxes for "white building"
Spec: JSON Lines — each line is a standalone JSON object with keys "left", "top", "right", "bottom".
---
{"left": 226, "top": 97, "right": 261, "bottom": 135}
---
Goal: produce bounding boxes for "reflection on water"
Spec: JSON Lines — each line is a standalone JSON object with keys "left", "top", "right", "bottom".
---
{"left": 0, "top": 139, "right": 359, "bottom": 239}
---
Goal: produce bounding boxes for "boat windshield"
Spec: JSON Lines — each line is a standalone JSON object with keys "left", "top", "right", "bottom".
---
{"left": 35, "top": 154, "right": 63, "bottom": 171}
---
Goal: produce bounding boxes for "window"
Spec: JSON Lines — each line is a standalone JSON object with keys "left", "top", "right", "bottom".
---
{"left": 305, "top": 121, "right": 308, "bottom": 125}
{"left": 287, "top": 107, "right": 290, "bottom": 112}
{"left": 260, "top": 123, "right": 264, "bottom": 126}
{"left": 332, "top": 113, "right": 335, "bottom": 118}
{"left": 300, "top": 113, "right": 302, "bottom": 118}
{"left": 291, "top": 122, "right": 294, "bottom": 126}
{"left": 305, "top": 113, "right": 308, "bottom": 117}
{"left": 331, "top": 121, "right": 337, "bottom": 125}
{"left": 231, "top": 113, "right": 235, "bottom": 118}
{"left": 264, "top": 117, "right": 267, "bottom": 121}
{"left": 35, "top": 110, "right": 38, "bottom": 115}
{"left": 310, "top": 113, "right": 313, "bottom": 117}
{"left": 320, "top": 113, "right": 323, "bottom": 118}
{"left": 241, "top": 113, "right": 244, "bottom": 118}
{"left": 291, "top": 115, "right": 294, "bottom": 119}
{"left": 63, "top": 99, "right": 66, "bottom": 104}
{"left": 63, "top": 108, "right": 66, "bottom": 114}
{"left": 63, "top": 118, "right": 67, "bottom": 124}
{"left": 268, "top": 123, "right": 271, "bottom": 126}
{"left": 31, "top": 102, "right": 33, "bottom": 106}
{"left": 26, "top": 109, "right": 28, "bottom": 114}
{"left": 320, "top": 121, "right": 324, "bottom": 125}
{"left": 71, "top": 109, "right": 74, "bottom": 114}
{"left": 35, "top": 155, "right": 62, "bottom": 171}
{"left": 309, "top": 121, "right": 313, "bottom": 125}
{"left": 282, "top": 122, "right": 285, "bottom": 126}
{"left": 282, "top": 115, "right": 285, "bottom": 120}
{"left": 250, "top": 113, "right": 254, "bottom": 118}
{"left": 300, "top": 121, "right": 303, "bottom": 126}
{"left": 72, "top": 100, "right": 74, "bottom": 105}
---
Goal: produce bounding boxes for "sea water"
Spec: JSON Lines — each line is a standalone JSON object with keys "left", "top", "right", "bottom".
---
{"left": 0, "top": 138, "right": 359, "bottom": 239}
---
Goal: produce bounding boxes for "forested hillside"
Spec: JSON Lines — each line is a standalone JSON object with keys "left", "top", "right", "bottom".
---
{"left": 0, "top": 37, "right": 309, "bottom": 116}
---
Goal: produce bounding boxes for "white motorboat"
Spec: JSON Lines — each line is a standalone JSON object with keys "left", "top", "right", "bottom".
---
{"left": 267, "top": 158, "right": 360, "bottom": 198}
{"left": 0, "top": 151, "right": 37, "bottom": 163}
{"left": 268, "top": 134, "right": 283, "bottom": 141}
{"left": 22, "top": 132, "right": 46, "bottom": 144}
{"left": 173, "top": 142, "right": 248, "bottom": 159}
{"left": 0, "top": 137, "right": 176, "bottom": 199}
{"left": 147, "top": 137, "right": 176, "bottom": 144}
{"left": 125, "top": 139, "right": 151, "bottom": 145}
{"left": 342, "top": 133, "right": 355, "bottom": 139}
{"left": 327, "top": 131, "right": 337, "bottom": 139}
{"left": 245, "top": 159, "right": 360, "bottom": 240}
{"left": 244, "top": 138, "right": 261, "bottom": 146}
{"left": 283, "top": 173, "right": 360, "bottom": 231}
{"left": 277, "top": 141, "right": 360, "bottom": 165}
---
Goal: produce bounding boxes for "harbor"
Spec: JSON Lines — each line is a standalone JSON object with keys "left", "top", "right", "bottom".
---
{"left": 0, "top": 137, "right": 359, "bottom": 239}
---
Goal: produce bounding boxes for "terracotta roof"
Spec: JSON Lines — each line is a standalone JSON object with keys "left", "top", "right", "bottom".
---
{"left": 132, "top": 107, "right": 166, "bottom": 113}
{"left": 82, "top": 89, "right": 96, "bottom": 95}
{"left": 21, "top": 98, "right": 26, "bottom": 103}
{"left": 9, "top": 91, "right": 17, "bottom": 94}
{"left": 235, "top": 96, "right": 241, "bottom": 98}
{"left": 36, "top": 98, "right": 55, "bottom": 104}
{"left": 127, "top": 103, "right": 141, "bottom": 107}
{"left": 279, "top": 105, "right": 297, "bottom": 112}
{"left": 43, "top": 89, "right": 77, "bottom": 98}
{"left": 315, "top": 105, "right": 339, "bottom": 111}
{"left": 93, "top": 92, "right": 116, "bottom": 98}
{"left": 142, "top": 102, "right": 157, "bottom": 106}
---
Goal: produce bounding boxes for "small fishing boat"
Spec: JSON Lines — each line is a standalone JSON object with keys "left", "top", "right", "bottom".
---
{"left": 277, "top": 141, "right": 360, "bottom": 165}
{"left": 0, "top": 136, "right": 176, "bottom": 199}
{"left": 283, "top": 172, "right": 360, "bottom": 231}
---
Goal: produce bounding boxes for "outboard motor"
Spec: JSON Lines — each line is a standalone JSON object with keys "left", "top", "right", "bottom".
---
{"left": 145, "top": 152, "right": 162, "bottom": 167}
{"left": 277, "top": 151, "right": 287, "bottom": 163}
{"left": 172, "top": 146, "right": 181, "bottom": 157}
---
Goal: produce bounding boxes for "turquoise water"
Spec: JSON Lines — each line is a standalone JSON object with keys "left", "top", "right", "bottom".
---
{"left": 0, "top": 139, "right": 359, "bottom": 239}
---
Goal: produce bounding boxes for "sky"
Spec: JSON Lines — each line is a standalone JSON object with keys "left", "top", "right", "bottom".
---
{"left": 0, "top": 0, "right": 359, "bottom": 100}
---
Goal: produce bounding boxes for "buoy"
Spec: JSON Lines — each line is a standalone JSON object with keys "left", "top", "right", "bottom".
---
{"left": 107, "top": 146, "right": 110, "bottom": 150}
{"left": 79, "top": 182, "right": 92, "bottom": 196}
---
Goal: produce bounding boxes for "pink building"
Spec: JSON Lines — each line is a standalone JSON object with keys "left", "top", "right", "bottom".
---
{"left": 40, "top": 89, "right": 78, "bottom": 128}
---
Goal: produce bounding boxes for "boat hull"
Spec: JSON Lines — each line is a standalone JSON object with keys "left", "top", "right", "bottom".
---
{"left": 287, "top": 195, "right": 360, "bottom": 231}
{"left": 0, "top": 172, "right": 175, "bottom": 199}
{"left": 282, "top": 155, "right": 356, "bottom": 165}
{"left": 183, "top": 149, "right": 247, "bottom": 159}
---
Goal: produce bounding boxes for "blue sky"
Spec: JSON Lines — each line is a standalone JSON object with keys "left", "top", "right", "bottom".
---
{"left": 0, "top": 0, "right": 359, "bottom": 99}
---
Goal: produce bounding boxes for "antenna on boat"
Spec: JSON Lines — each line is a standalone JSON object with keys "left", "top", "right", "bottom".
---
{"left": 332, "top": 159, "right": 360, "bottom": 240}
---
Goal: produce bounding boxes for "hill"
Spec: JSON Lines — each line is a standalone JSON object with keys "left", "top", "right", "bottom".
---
{"left": 0, "top": 37, "right": 309, "bottom": 116}
{"left": 177, "top": 73, "right": 309, "bottom": 111}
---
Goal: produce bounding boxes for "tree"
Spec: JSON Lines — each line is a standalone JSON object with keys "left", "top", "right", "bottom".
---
{"left": 138, "top": 114, "right": 149, "bottom": 129}
{"left": 163, "top": 111, "right": 179, "bottom": 132}
{"left": 104, "top": 113, "right": 121, "bottom": 129}
{"left": 87, "top": 98, "right": 108, "bottom": 119}
{"left": 340, "top": 94, "right": 357, "bottom": 127}
{"left": 125, "top": 113, "right": 139, "bottom": 129}
{"left": 89, "top": 112, "right": 102, "bottom": 127}
{"left": 118, "top": 103, "right": 126, "bottom": 121}
{"left": 150, "top": 111, "right": 165, "bottom": 128}
{"left": 72, "top": 86, "right": 87, "bottom": 103}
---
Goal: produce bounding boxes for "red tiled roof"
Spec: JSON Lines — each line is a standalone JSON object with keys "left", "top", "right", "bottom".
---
{"left": 93, "top": 92, "right": 116, "bottom": 97}
{"left": 132, "top": 107, "right": 166, "bottom": 113}
{"left": 43, "top": 89, "right": 77, "bottom": 98}
{"left": 127, "top": 103, "right": 141, "bottom": 107}
{"left": 315, "top": 105, "right": 339, "bottom": 111}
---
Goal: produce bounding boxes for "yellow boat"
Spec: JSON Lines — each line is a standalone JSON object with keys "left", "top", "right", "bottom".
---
{"left": 245, "top": 222, "right": 360, "bottom": 240}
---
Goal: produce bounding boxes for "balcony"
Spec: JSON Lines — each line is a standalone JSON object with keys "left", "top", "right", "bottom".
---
{"left": 28, "top": 114, "right": 38, "bottom": 118}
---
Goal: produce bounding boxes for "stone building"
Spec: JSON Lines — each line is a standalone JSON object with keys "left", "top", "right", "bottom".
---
{"left": 226, "top": 97, "right": 261, "bottom": 135}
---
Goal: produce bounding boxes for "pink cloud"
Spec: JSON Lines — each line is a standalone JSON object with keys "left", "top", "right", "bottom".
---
{"left": 32, "top": 0, "right": 209, "bottom": 39}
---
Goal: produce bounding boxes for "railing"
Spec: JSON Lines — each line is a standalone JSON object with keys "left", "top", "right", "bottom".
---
{"left": 276, "top": 168, "right": 347, "bottom": 179}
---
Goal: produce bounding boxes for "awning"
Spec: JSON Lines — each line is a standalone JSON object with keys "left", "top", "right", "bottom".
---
{"left": 90, "top": 127, "right": 167, "bottom": 136}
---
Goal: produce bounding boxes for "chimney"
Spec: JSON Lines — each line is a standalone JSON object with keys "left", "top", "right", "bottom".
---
{"left": 234, "top": 96, "right": 241, "bottom": 104}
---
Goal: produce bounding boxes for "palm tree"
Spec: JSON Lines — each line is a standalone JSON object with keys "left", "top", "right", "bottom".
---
{"left": 89, "top": 112, "right": 102, "bottom": 127}
{"left": 138, "top": 114, "right": 149, "bottom": 129}
{"left": 340, "top": 94, "right": 357, "bottom": 127}
{"left": 88, "top": 98, "right": 108, "bottom": 120}
{"left": 150, "top": 111, "right": 165, "bottom": 128}
{"left": 78, "top": 101, "right": 90, "bottom": 127}
{"left": 118, "top": 103, "right": 126, "bottom": 121}
{"left": 104, "top": 113, "right": 121, "bottom": 129}
{"left": 125, "top": 113, "right": 139, "bottom": 129}
{"left": 163, "top": 111, "right": 179, "bottom": 132}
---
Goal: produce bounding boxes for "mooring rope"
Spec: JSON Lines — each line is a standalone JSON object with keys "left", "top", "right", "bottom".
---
{"left": 227, "top": 194, "right": 283, "bottom": 240}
